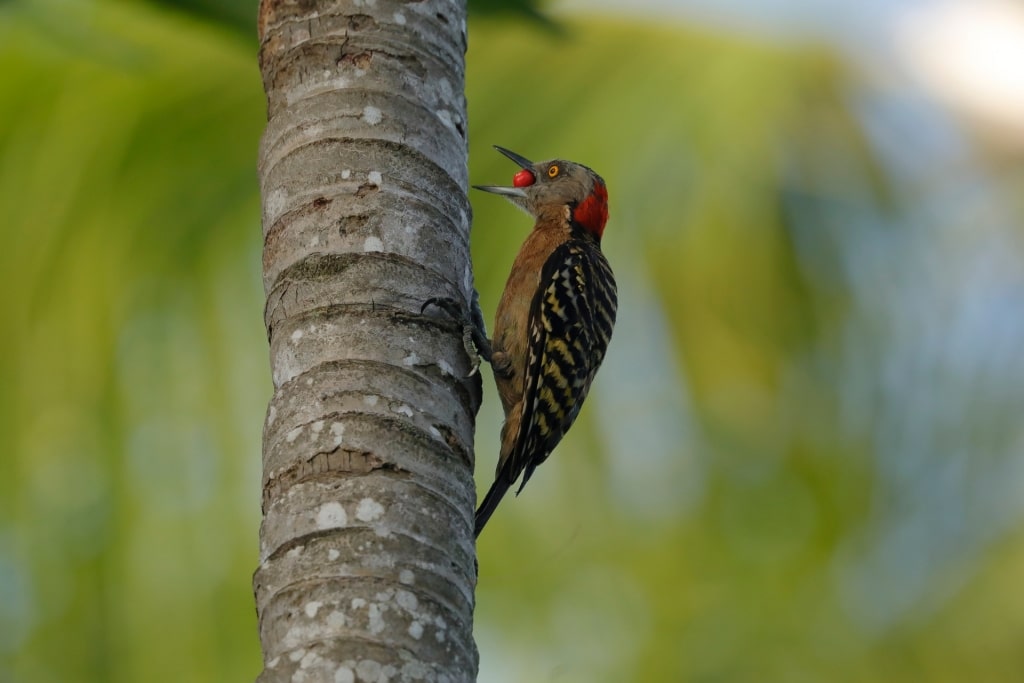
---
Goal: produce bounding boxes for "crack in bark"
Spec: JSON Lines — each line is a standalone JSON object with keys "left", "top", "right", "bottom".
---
{"left": 263, "top": 446, "right": 409, "bottom": 512}
{"left": 265, "top": 251, "right": 456, "bottom": 321}
{"left": 431, "top": 422, "right": 472, "bottom": 469}
{"left": 259, "top": 134, "right": 469, "bottom": 225}
{"left": 256, "top": 526, "right": 477, "bottom": 617}
{"left": 354, "top": 182, "right": 379, "bottom": 198}
{"left": 337, "top": 211, "right": 369, "bottom": 235}
{"left": 265, "top": 409, "right": 475, "bottom": 499}
{"left": 267, "top": 300, "right": 445, "bottom": 336}
{"left": 274, "top": 357, "right": 471, "bottom": 407}
{"left": 262, "top": 528, "right": 347, "bottom": 564}
{"left": 338, "top": 50, "right": 373, "bottom": 69}
{"left": 259, "top": 2, "right": 379, "bottom": 44}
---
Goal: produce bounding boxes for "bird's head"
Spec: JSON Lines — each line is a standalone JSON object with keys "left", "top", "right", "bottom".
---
{"left": 474, "top": 146, "right": 609, "bottom": 241}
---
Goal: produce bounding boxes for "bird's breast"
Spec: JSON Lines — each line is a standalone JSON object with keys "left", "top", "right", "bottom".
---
{"left": 492, "top": 226, "right": 570, "bottom": 409}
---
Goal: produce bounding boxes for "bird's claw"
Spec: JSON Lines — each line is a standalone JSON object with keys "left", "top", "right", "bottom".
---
{"left": 421, "top": 296, "right": 463, "bottom": 318}
{"left": 422, "top": 296, "right": 491, "bottom": 377}
{"left": 463, "top": 324, "right": 482, "bottom": 377}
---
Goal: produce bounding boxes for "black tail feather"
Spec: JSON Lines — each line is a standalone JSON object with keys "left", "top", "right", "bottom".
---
{"left": 474, "top": 477, "right": 512, "bottom": 538}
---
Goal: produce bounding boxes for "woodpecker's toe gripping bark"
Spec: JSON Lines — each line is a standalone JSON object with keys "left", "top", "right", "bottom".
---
{"left": 421, "top": 294, "right": 494, "bottom": 376}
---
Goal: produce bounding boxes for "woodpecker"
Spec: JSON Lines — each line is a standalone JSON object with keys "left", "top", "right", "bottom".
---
{"left": 427, "top": 146, "right": 617, "bottom": 537}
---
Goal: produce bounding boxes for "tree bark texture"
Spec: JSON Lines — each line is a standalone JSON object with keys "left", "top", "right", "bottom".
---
{"left": 254, "top": 1, "right": 478, "bottom": 681}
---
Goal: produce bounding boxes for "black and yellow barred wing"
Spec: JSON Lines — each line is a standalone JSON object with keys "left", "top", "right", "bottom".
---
{"left": 509, "top": 238, "right": 617, "bottom": 493}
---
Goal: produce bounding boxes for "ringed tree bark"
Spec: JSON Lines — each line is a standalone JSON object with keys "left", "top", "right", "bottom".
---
{"left": 254, "top": 0, "right": 479, "bottom": 680}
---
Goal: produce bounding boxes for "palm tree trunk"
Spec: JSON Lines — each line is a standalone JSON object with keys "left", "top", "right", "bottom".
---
{"left": 254, "top": 1, "right": 479, "bottom": 680}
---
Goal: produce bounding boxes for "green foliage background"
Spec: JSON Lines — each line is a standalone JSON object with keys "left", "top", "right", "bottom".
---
{"left": 2, "top": 1, "right": 1023, "bottom": 681}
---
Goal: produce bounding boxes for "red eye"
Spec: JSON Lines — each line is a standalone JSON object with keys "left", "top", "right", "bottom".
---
{"left": 513, "top": 169, "right": 535, "bottom": 187}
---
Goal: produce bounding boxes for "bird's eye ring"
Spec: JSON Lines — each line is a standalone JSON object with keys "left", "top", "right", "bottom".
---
{"left": 547, "top": 165, "right": 559, "bottom": 178}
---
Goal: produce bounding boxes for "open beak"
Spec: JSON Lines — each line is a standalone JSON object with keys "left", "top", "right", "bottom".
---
{"left": 493, "top": 146, "right": 533, "bottom": 169}
{"left": 473, "top": 145, "right": 534, "bottom": 198}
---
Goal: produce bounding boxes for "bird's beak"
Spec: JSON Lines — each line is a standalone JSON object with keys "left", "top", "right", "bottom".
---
{"left": 493, "top": 145, "right": 533, "bottom": 170}
{"left": 473, "top": 184, "right": 527, "bottom": 198}
{"left": 472, "top": 145, "right": 534, "bottom": 198}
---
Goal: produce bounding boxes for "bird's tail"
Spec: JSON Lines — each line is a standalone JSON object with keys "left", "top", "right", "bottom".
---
{"left": 474, "top": 477, "right": 512, "bottom": 538}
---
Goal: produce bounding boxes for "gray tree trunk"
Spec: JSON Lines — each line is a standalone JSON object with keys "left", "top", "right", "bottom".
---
{"left": 254, "top": 0, "right": 479, "bottom": 681}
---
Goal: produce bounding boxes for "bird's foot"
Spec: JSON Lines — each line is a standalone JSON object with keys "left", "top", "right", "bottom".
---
{"left": 421, "top": 296, "right": 494, "bottom": 377}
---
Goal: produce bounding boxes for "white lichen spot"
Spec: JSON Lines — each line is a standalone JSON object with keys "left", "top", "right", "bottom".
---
{"left": 408, "top": 621, "right": 423, "bottom": 639}
{"left": 284, "top": 622, "right": 323, "bottom": 655}
{"left": 300, "top": 651, "right": 321, "bottom": 669}
{"left": 356, "top": 660, "right": 382, "bottom": 682}
{"left": 356, "top": 497, "right": 385, "bottom": 522}
{"left": 399, "top": 569, "right": 415, "bottom": 585}
{"left": 286, "top": 546, "right": 303, "bottom": 559}
{"left": 438, "top": 359, "right": 455, "bottom": 376}
{"left": 435, "top": 629, "right": 446, "bottom": 643}
{"left": 362, "top": 105, "right": 382, "bottom": 125}
{"left": 289, "top": 648, "right": 307, "bottom": 662}
{"left": 393, "top": 11, "right": 406, "bottom": 24}
{"left": 367, "top": 604, "right": 385, "bottom": 635}
{"left": 328, "top": 548, "right": 340, "bottom": 561}
{"left": 316, "top": 502, "right": 347, "bottom": 529}
{"left": 363, "top": 236, "right": 384, "bottom": 252}
{"left": 306, "top": 377, "right": 314, "bottom": 386}
{"left": 396, "top": 589, "right": 418, "bottom": 611}
{"left": 403, "top": 352, "right": 420, "bottom": 366}
{"left": 394, "top": 404, "right": 414, "bottom": 417}
{"left": 438, "top": 78, "right": 453, "bottom": 100}
{"left": 341, "top": 169, "right": 351, "bottom": 180}
{"left": 327, "top": 610, "right": 346, "bottom": 629}
{"left": 401, "top": 661, "right": 431, "bottom": 679}
{"left": 268, "top": 657, "right": 280, "bottom": 668}
{"left": 266, "top": 188, "right": 289, "bottom": 221}
{"left": 351, "top": 597, "right": 366, "bottom": 610}
{"left": 330, "top": 421, "right": 345, "bottom": 446}
{"left": 437, "top": 109, "right": 453, "bottom": 129}
{"left": 310, "top": 234, "right": 320, "bottom": 247}
{"left": 363, "top": 394, "right": 379, "bottom": 407}
{"left": 286, "top": 426, "right": 303, "bottom": 443}
{"left": 429, "top": 426, "right": 441, "bottom": 438}
{"left": 268, "top": 405, "right": 277, "bottom": 426}
{"left": 334, "top": 667, "right": 355, "bottom": 683}
{"left": 311, "top": 420, "right": 324, "bottom": 434}
{"left": 367, "top": 171, "right": 383, "bottom": 185}
{"left": 304, "top": 601, "right": 322, "bottom": 618}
